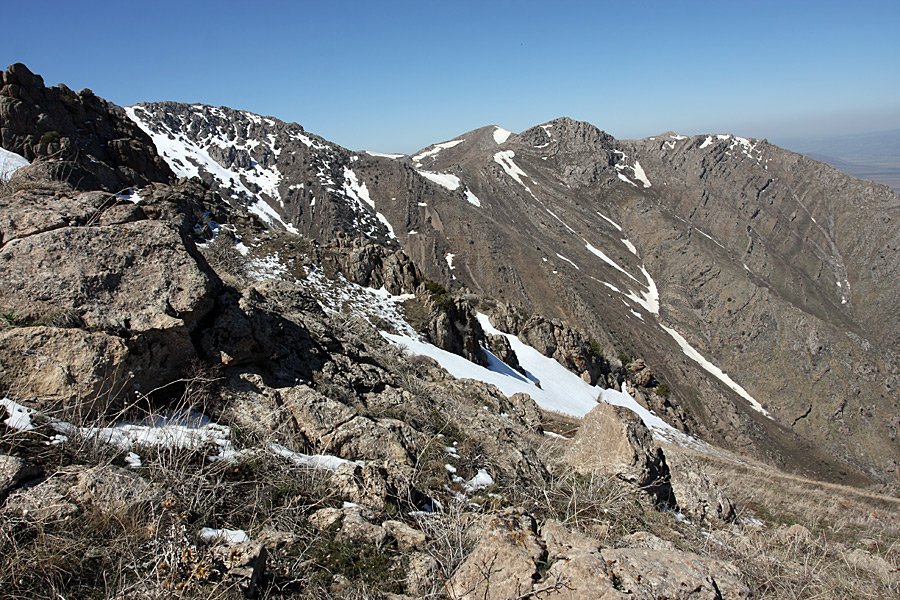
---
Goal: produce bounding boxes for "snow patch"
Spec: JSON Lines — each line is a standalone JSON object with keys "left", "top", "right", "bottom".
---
{"left": 597, "top": 212, "right": 623, "bottom": 231}
{"left": 365, "top": 150, "right": 404, "bottom": 159}
{"left": 0, "top": 147, "right": 29, "bottom": 180}
{"left": 493, "top": 127, "right": 512, "bottom": 144}
{"left": 493, "top": 150, "right": 528, "bottom": 185}
{"left": 199, "top": 528, "right": 250, "bottom": 545}
{"left": 1, "top": 398, "right": 36, "bottom": 431}
{"left": 417, "top": 170, "right": 461, "bottom": 190}
{"left": 584, "top": 243, "right": 637, "bottom": 281}
{"left": 660, "top": 324, "right": 770, "bottom": 417}
{"left": 556, "top": 253, "right": 580, "bottom": 270}
{"left": 632, "top": 161, "right": 652, "bottom": 188}
{"left": 412, "top": 139, "right": 464, "bottom": 166}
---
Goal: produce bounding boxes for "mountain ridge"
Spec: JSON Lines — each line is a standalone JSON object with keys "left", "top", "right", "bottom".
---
{"left": 118, "top": 99, "right": 900, "bottom": 484}
{"left": 3, "top": 61, "right": 900, "bottom": 600}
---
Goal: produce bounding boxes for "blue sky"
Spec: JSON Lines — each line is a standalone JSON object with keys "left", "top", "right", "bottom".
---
{"left": 3, "top": 0, "right": 898, "bottom": 154}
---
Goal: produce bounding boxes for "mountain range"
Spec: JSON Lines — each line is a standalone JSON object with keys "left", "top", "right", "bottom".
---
{"left": 2, "top": 62, "right": 900, "bottom": 599}
{"left": 117, "top": 98, "right": 900, "bottom": 485}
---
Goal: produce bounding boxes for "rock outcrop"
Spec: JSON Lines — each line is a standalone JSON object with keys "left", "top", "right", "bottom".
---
{"left": 447, "top": 507, "right": 750, "bottom": 600}
{"left": 1, "top": 63, "right": 172, "bottom": 191}
{"left": 563, "top": 404, "right": 673, "bottom": 504}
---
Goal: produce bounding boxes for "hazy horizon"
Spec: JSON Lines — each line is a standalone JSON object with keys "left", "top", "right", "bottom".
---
{"left": 2, "top": 0, "right": 898, "bottom": 155}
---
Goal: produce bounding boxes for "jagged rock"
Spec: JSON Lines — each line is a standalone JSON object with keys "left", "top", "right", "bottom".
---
{"left": 322, "top": 236, "right": 421, "bottom": 295}
{"left": 423, "top": 295, "right": 488, "bottom": 366}
{"left": 331, "top": 461, "right": 413, "bottom": 512}
{"left": 446, "top": 508, "right": 543, "bottom": 600}
{"left": 504, "top": 392, "right": 543, "bottom": 433}
{"left": 200, "top": 284, "right": 326, "bottom": 382}
{"left": 487, "top": 333, "right": 525, "bottom": 374}
{"left": 1, "top": 63, "right": 172, "bottom": 191}
{"left": 599, "top": 547, "right": 750, "bottom": 599}
{"left": 326, "top": 416, "right": 423, "bottom": 465}
{"left": 280, "top": 384, "right": 356, "bottom": 447}
{"left": 210, "top": 541, "right": 268, "bottom": 598}
{"left": 627, "top": 358, "right": 653, "bottom": 387}
{"left": 511, "top": 314, "right": 609, "bottom": 386}
{"left": 667, "top": 454, "right": 736, "bottom": 522}
{"left": 0, "top": 454, "right": 40, "bottom": 502}
{"left": 382, "top": 519, "right": 427, "bottom": 550}
{"left": 563, "top": 404, "right": 672, "bottom": 502}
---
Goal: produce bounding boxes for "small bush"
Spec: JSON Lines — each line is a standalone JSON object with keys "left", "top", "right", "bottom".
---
{"left": 617, "top": 353, "right": 633, "bottom": 367}
{"left": 39, "top": 130, "right": 61, "bottom": 146}
{"left": 655, "top": 383, "right": 670, "bottom": 397}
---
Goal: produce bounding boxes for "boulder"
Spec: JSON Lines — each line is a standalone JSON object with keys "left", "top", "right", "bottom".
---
{"left": 563, "top": 404, "right": 672, "bottom": 502}
{"left": 382, "top": 519, "right": 427, "bottom": 550}
{"left": 0, "top": 221, "right": 214, "bottom": 333}
{"left": 0, "top": 327, "right": 132, "bottom": 415}
{"left": 541, "top": 554, "right": 628, "bottom": 600}
{"left": 667, "top": 454, "right": 736, "bottom": 522}
{"left": 487, "top": 333, "right": 525, "bottom": 374}
{"left": 338, "top": 508, "right": 387, "bottom": 546}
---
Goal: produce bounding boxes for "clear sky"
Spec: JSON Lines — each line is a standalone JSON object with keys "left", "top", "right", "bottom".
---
{"left": 2, "top": 0, "right": 898, "bottom": 154}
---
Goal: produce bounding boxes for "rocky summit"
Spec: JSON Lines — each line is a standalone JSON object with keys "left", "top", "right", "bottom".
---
{"left": 2, "top": 63, "right": 899, "bottom": 599}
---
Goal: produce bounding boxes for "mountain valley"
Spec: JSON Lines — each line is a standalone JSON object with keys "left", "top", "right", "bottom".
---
{"left": 2, "top": 62, "right": 900, "bottom": 599}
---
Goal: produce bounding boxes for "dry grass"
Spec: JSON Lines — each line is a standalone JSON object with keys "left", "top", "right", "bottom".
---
{"left": 654, "top": 446, "right": 900, "bottom": 599}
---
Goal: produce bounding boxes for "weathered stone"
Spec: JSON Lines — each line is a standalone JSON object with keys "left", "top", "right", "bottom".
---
{"left": 0, "top": 221, "right": 214, "bottom": 333}
{"left": 540, "top": 518, "right": 601, "bottom": 559}
{"left": 338, "top": 509, "right": 386, "bottom": 546}
{"left": 0, "top": 327, "right": 132, "bottom": 415}
{"left": 382, "top": 519, "right": 426, "bottom": 550}
{"left": 563, "top": 404, "right": 672, "bottom": 502}
{"left": 487, "top": 333, "right": 525, "bottom": 374}
{"left": 69, "top": 464, "right": 163, "bottom": 515}
{"left": 541, "top": 554, "right": 628, "bottom": 600}
{"left": 446, "top": 508, "right": 543, "bottom": 600}
{"left": 406, "top": 552, "right": 440, "bottom": 597}
{"left": 210, "top": 541, "right": 267, "bottom": 598}
{"left": 0, "top": 454, "right": 41, "bottom": 501}
{"left": 308, "top": 507, "right": 343, "bottom": 531}
{"left": 599, "top": 547, "right": 750, "bottom": 599}
{"left": 279, "top": 384, "right": 356, "bottom": 447}
{"left": 619, "top": 531, "right": 678, "bottom": 551}
{"left": 667, "top": 454, "right": 736, "bottom": 522}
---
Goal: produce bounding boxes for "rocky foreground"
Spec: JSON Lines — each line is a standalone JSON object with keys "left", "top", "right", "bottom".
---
{"left": 2, "top": 63, "right": 900, "bottom": 599}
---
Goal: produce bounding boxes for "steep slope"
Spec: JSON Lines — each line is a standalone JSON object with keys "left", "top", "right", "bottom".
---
{"left": 125, "top": 105, "right": 900, "bottom": 484}
{"left": 396, "top": 119, "right": 900, "bottom": 483}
